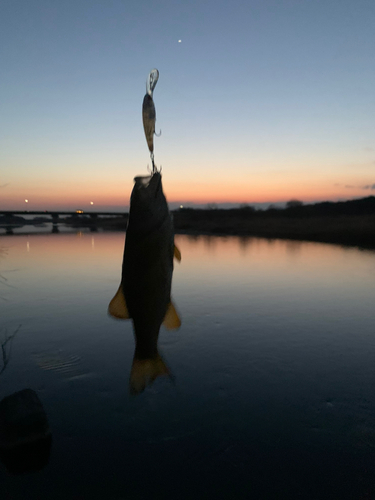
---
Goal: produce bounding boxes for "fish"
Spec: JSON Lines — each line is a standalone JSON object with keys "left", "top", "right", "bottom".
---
{"left": 142, "top": 69, "right": 159, "bottom": 154}
{"left": 108, "top": 171, "right": 181, "bottom": 394}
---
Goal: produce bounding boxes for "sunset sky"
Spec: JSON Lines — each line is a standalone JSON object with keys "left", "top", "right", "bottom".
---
{"left": 1, "top": 0, "right": 374, "bottom": 211}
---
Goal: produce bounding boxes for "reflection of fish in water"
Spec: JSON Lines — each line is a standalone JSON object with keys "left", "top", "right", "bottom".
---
{"left": 109, "top": 171, "right": 181, "bottom": 394}
{"left": 142, "top": 69, "right": 159, "bottom": 155}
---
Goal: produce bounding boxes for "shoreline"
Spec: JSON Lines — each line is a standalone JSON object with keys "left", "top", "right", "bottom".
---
{"left": 172, "top": 212, "right": 375, "bottom": 250}
{"left": 1, "top": 212, "right": 374, "bottom": 251}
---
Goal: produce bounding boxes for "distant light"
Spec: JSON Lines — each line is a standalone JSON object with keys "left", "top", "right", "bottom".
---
{"left": 90, "top": 201, "right": 94, "bottom": 205}
{"left": 180, "top": 205, "right": 184, "bottom": 209}
{"left": 178, "top": 40, "right": 182, "bottom": 43}
{"left": 25, "top": 199, "right": 28, "bottom": 203}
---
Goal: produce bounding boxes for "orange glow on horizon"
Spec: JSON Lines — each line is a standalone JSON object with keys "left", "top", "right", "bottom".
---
{"left": 1, "top": 170, "right": 373, "bottom": 210}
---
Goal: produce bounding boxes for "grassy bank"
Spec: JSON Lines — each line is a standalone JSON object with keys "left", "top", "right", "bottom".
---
{"left": 172, "top": 209, "right": 375, "bottom": 249}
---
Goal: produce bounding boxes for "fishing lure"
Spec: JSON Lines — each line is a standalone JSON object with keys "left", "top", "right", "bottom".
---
{"left": 142, "top": 69, "right": 160, "bottom": 173}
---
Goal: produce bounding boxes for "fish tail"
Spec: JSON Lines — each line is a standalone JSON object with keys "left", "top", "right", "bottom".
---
{"left": 129, "top": 353, "right": 171, "bottom": 395}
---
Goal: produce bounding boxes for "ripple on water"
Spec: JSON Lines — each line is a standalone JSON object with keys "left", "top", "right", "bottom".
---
{"left": 33, "top": 351, "right": 85, "bottom": 379}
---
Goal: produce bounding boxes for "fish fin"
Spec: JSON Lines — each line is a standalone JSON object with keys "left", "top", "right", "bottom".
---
{"left": 174, "top": 244, "right": 181, "bottom": 262}
{"left": 108, "top": 283, "right": 130, "bottom": 319}
{"left": 130, "top": 354, "right": 171, "bottom": 395}
{"left": 163, "top": 301, "right": 181, "bottom": 330}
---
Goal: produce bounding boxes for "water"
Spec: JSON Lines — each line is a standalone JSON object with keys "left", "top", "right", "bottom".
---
{"left": 1, "top": 230, "right": 375, "bottom": 499}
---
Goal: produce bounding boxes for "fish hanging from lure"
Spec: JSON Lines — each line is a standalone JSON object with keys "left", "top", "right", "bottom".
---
{"left": 108, "top": 68, "right": 182, "bottom": 395}
{"left": 142, "top": 69, "right": 160, "bottom": 172}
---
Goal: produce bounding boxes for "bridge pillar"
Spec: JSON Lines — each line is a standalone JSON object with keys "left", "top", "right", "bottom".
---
{"left": 87, "top": 213, "right": 98, "bottom": 230}
{"left": 51, "top": 214, "right": 59, "bottom": 224}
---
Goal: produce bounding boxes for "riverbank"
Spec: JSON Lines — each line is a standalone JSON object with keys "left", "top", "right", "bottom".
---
{"left": 172, "top": 210, "right": 375, "bottom": 249}
{"left": 92, "top": 210, "right": 375, "bottom": 249}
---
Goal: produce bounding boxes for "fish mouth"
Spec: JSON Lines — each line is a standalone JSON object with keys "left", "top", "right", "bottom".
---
{"left": 134, "top": 175, "right": 152, "bottom": 188}
{"left": 133, "top": 172, "right": 161, "bottom": 196}
{"left": 128, "top": 171, "right": 168, "bottom": 231}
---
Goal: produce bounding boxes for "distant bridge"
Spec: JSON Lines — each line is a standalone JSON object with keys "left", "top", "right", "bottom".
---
{"left": 0, "top": 210, "right": 127, "bottom": 225}
{"left": 0, "top": 210, "right": 127, "bottom": 218}
{"left": 0, "top": 210, "right": 128, "bottom": 234}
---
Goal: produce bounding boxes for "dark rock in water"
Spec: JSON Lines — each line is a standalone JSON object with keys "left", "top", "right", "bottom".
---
{"left": 0, "top": 389, "right": 51, "bottom": 474}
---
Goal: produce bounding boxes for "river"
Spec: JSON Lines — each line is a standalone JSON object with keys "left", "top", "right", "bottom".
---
{"left": 1, "top": 229, "right": 375, "bottom": 499}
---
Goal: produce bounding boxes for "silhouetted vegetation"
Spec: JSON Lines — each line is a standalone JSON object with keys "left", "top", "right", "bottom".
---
{"left": 0, "top": 215, "right": 26, "bottom": 226}
{"left": 286, "top": 199, "right": 303, "bottom": 208}
{"left": 172, "top": 196, "right": 375, "bottom": 249}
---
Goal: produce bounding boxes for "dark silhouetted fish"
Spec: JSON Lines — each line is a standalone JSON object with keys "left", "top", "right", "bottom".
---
{"left": 109, "top": 171, "right": 181, "bottom": 394}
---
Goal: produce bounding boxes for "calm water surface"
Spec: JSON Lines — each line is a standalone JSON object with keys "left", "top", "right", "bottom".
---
{"left": 1, "top": 230, "right": 375, "bottom": 499}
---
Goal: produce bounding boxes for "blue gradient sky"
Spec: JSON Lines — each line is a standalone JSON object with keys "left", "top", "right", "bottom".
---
{"left": 1, "top": 0, "right": 374, "bottom": 210}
